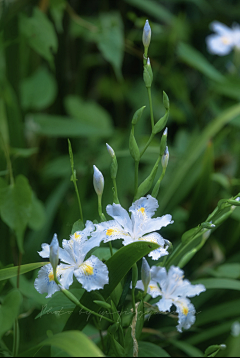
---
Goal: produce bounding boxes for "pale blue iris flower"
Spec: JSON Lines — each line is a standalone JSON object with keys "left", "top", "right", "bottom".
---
{"left": 35, "top": 223, "right": 108, "bottom": 297}
{"left": 135, "top": 264, "right": 206, "bottom": 332}
{"left": 91, "top": 195, "right": 173, "bottom": 260}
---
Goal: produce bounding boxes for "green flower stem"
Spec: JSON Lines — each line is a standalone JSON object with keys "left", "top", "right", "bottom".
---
{"left": 112, "top": 178, "right": 119, "bottom": 204}
{"left": 147, "top": 87, "right": 155, "bottom": 131}
{"left": 143, "top": 47, "right": 148, "bottom": 65}
{"left": 140, "top": 133, "right": 155, "bottom": 158}
{"left": 55, "top": 277, "right": 114, "bottom": 324}
{"left": 134, "top": 160, "right": 139, "bottom": 194}
{"left": 98, "top": 194, "right": 106, "bottom": 222}
{"left": 108, "top": 241, "right": 113, "bottom": 257}
{"left": 68, "top": 140, "right": 83, "bottom": 222}
{"left": 12, "top": 319, "right": 19, "bottom": 357}
{"left": 0, "top": 132, "right": 14, "bottom": 186}
{"left": 151, "top": 168, "right": 166, "bottom": 198}
{"left": 132, "top": 286, "right": 136, "bottom": 314}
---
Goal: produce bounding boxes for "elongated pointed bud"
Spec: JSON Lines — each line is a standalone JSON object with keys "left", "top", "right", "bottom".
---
{"left": 50, "top": 234, "right": 59, "bottom": 279}
{"left": 132, "top": 106, "right": 146, "bottom": 125}
{"left": 160, "top": 127, "right": 168, "bottom": 156}
{"left": 129, "top": 128, "right": 140, "bottom": 162}
{"left": 152, "top": 92, "right": 169, "bottom": 135}
{"left": 143, "top": 57, "right": 153, "bottom": 88}
{"left": 141, "top": 257, "right": 151, "bottom": 295}
{"left": 132, "top": 263, "right": 138, "bottom": 289}
{"left": 93, "top": 165, "right": 104, "bottom": 196}
{"left": 161, "top": 146, "right": 169, "bottom": 169}
{"left": 106, "top": 143, "right": 115, "bottom": 158}
{"left": 142, "top": 20, "right": 151, "bottom": 48}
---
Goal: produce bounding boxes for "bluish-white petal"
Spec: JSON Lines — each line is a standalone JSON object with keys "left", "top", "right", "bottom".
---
{"left": 70, "top": 220, "right": 95, "bottom": 243}
{"left": 210, "top": 21, "right": 233, "bottom": 36}
{"left": 150, "top": 266, "right": 167, "bottom": 283}
{"left": 206, "top": 34, "right": 233, "bottom": 55}
{"left": 59, "top": 264, "right": 74, "bottom": 290}
{"left": 93, "top": 220, "right": 131, "bottom": 243}
{"left": 134, "top": 215, "right": 173, "bottom": 238}
{"left": 148, "top": 280, "right": 162, "bottom": 298}
{"left": 38, "top": 243, "right": 50, "bottom": 258}
{"left": 137, "top": 232, "right": 169, "bottom": 260}
{"left": 175, "top": 300, "right": 196, "bottom": 333}
{"left": 74, "top": 255, "right": 109, "bottom": 292}
{"left": 34, "top": 264, "right": 60, "bottom": 298}
{"left": 156, "top": 297, "right": 173, "bottom": 312}
{"left": 173, "top": 280, "right": 206, "bottom": 298}
{"left": 129, "top": 195, "right": 159, "bottom": 219}
{"left": 106, "top": 203, "right": 133, "bottom": 234}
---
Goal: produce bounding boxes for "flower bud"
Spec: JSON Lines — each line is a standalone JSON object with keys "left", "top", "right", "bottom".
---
{"left": 161, "top": 146, "right": 169, "bottom": 169}
{"left": 106, "top": 143, "right": 115, "bottom": 158}
{"left": 93, "top": 165, "right": 104, "bottom": 196}
{"left": 50, "top": 234, "right": 59, "bottom": 277}
{"left": 141, "top": 257, "right": 151, "bottom": 294}
{"left": 160, "top": 127, "right": 168, "bottom": 156}
{"left": 142, "top": 20, "right": 151, "bottom": 48}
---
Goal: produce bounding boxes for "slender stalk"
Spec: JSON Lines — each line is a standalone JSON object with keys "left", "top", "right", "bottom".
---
{"left": 112, "top": 178, "right": 119, "bottom": 204}
{"left": 143, "top": 47, "right": 148, "bottom": 66}
{"left": 140, "top": 133, "right": 154, "bottom": 158}
{"left": 73, "top": 178, "right": 83, "bottom": 222}
{"left": 147, "top": 88, "right": 154, "bottom": 131}
{"left": 12, "top": 319, "right": 19, "bottom": 357}
{"left": 134, "top": 161, "right": 139, "bottom": 194}
{"left": 55, "top": 277, "right": 114, "bottom": 324}
{"left": 132, "top": 287, "right": 136, "bottom": 314}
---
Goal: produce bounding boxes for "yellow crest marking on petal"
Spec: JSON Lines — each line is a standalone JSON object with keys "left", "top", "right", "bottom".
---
{"left": 139, "top": 207, "right": 145, "bottom": 214}
{"left": 149, "top": 284, "right": 157, "bottom": 290}
{"left": 221, "top": 36, "right": 231, "bottom": 45}
{"left": 80, "top": 263, "right": 94, "bottom": 276}
{"left": 106, "top": 228, "right": 117, "bottom": 236}
{"left": 74, "top": 232, "right": 81, "bottom": 239}
{"left": 182, "top": 307, "right": 188, "bottom": 316}
{"left": 48, "top": 272, "right": 54, "bottom": 282}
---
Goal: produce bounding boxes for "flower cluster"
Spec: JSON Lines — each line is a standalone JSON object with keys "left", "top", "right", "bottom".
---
{"left": 206, "top": 21, "right": 240, "bottom": 56}
{"left": 34, "top": 221, "right": 108, "bottom": 297}
{"left": 135, "top": 259, "right": 206, "bottom": 332}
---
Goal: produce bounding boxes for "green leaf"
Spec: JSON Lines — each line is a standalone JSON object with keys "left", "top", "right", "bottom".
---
{"left": 0, "top": 175, "right": 33, "bottom": 253}
{"left": 19, "top": 7, "right": 58, "bottom": 65}
{"left": 97, "top": 12, "right": 124, "bottom": 79}
{"left": 50, "top": 0, "right": 66, "bottom": 33}
{"left": 169, "top": 339, "right": 203, "bottom": 357}
{"left": 138, "top": 342, "right": 170, "bottom": 357}
{"left": 28, "top": 193, "right": 46, "bottom": 231}
{"left": 177, "top": 43, "right": 224, "bottom": 82}
{"left": 0, "top": 262, "right": 47, "bottom": 282}
{"left": 124, "top": 0, "right": 174, "bottom": 25}
{"left": 20, "top": 67, "right": 57, "bottom": 110}
{"left": 208, "top": 263, "right": 240, "bottom": 279}
{"left": 193, "top": 278, "right": 240, "bottom": 291}
{"left": 35, "top": 289, "right": 84, "bottom": 319}
{"left": 159, "top": 102, "right": 240, "bottom": 212}
{"left": 63, "top": 241, "right": 159, "bottom": 331}
{"left": 31, "top": 114, "right": 113, "bottom": 138}
{"left": 64, "top": 95, "right": 113, "bottom": 132}
{"left": 0, "top": 289, "right": 22, "bottom": 339}
{"left": 71, "top": 219, "right": 84, "bottom": 235}
{"left": 38, "top": 331, "right": 104, "bottom": 357}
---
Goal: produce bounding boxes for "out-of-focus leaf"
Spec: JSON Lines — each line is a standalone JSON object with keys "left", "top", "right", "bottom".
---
{"left": 193, "top": 278, "right": 240, "bottom": 291}
{"left": 0, "top": 175, "right": 33, "bottom": 253}
{"left": 49, "top": 0, "right": 66, "bottom": 33}
{"left": 169, "top": 339, "right": 203, "bottom": 357}
{"left": 138, "top": 342, "right": 170, "bottom": 357}
{"left": 19, "top": 7, "right": 58, "bottom": 65}
{"left": 208, "top": 263, "right": 240, "bottom": 279}
{"left": 28, "top": 194, "right": 46, "bottom": 231}
{"left": 177, "top": 42, "right": 224, "bottom": 82}
{"left": 0, "top": 262, "right": 47, "bottom": 281}
{"left": 212, "top": 76, "right": 240, "bottom": 100}
{"left": 211, "top": 173, "right": 230, "bottom": 190}
{"left": 31, "top": 114, "right": 113, "bottom": 138}
{"left": 97, "top": 12, "right": 124, "bottom": 79}
{"left": 124, "top": 0, "right": 175, "bottom": 24}
{"left": 0, "top": 289, "right": 22, "bottom": 339}
{"left": 64, "top": 95, "right": 113, "bottom": 131}
{"left": 71, "top": 219, "right": 84, "bottom": 235}
{"left": 38, "top": 331, "right": 104, "bottom": 357}
{"left": 0, "top": 98, "right": 9, "bottom": 146}
{"left": 20, "top": 67, "right": 57, "bottom": 110}
{"left": 10, "top": 147, "right": 38, "bottom": 158}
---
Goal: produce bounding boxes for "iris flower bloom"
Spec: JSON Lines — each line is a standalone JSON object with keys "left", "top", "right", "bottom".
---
{"left": 135, "top": 264, "right": 206, "bottom": 332}
{"left": 35, "top": 224, "right": 108, "bottom": 297}
{"left": 91, "top": 195, "right": 173, "bottom": 260}
{"left": 206, "top": 21, "right": 240, "bottom": 56}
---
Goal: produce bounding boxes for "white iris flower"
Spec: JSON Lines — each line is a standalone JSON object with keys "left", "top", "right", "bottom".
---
{"left": 91, "top": 195, "right": 173, "bottom": 260}
{"left": 206, "top": 21, "right": 240, "bottom": 56}
{"left": 35, "top": 223, "right": 108, "bottom": 297}
{"left": 135, "top": 265, "right": 206, "bottom": 332}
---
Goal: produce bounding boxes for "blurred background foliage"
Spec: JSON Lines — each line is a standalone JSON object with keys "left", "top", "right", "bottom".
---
{"left": 0, "top": 0, "right": 240, "bottom": 356}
